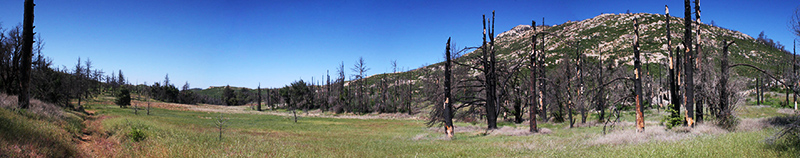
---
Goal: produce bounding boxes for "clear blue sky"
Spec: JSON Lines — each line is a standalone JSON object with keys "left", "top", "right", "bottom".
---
{"left": 0, "top": 0, "right": 798, "bottom": 89}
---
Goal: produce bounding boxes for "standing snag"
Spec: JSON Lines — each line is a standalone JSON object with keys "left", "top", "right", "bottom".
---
{"left": 18, "top": 0, "right": 35, "bottom": 109}
{"left": 529, "top": 20, "right": 539, "bottom": 133}
{"left": 633, "top": 18, "right": 645, "bottom": 132}
{"left": 683, "top": 0, "right": 696, "bottom": 127}
{"left": 665, "top": 4, "right": 682, "bottom": 129}
{"left": 444, "top": 38, "right": 454, "bottom": 138}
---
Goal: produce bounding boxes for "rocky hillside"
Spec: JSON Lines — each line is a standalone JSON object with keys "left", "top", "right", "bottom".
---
{"left": 371, "top": 13, "right": 791, "bottom": 87}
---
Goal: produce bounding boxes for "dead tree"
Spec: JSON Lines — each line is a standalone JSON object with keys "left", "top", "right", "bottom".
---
{"left": 257, "top": 83, "right": 262, "bottom": 111}
{"left": 444, "top": 37, "right": 454, "bottom": 138}
{"left": 18, "top": 0, "right": 35, "bottom": 108}
{"left": 634, "top": 18, "right": 645, "bottom": 132}
{"left": 666, "top": 5, "right": 682, "bottom": 126}
{"left": 577, "top": 40, "right": 586, "bottom": 124}
{"left": 323, "top": 70, "right": 330, "bottom": 112}
{"left": 539, "top": 17, "right": 549, "bottom": 122}
{"left": 718, "top": 40, "right": 734, "bottom": 124}
{"left": 351, "top": 57, "right": 370, "bottom": 113}
{"left": 596, "top": 47, "right": 608, "bottom": 123}
{"left": 529, "top": 20, "right": 539, "bottom": 133}
{"left": 480, "top": 12, "right": 499, "bottom": 129}
{"left": 694, "top": 0, "right": 705, "bottom": 123}
{"left": 683, "top": 0, "right": 696, "bottom": 127}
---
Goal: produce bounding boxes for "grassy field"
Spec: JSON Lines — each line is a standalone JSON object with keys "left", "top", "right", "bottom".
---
{"left": 73, "top": 97, "right": 799, "bottom": 158}
{"left": 1, "top": 92, "right": 797, "bottom": 157}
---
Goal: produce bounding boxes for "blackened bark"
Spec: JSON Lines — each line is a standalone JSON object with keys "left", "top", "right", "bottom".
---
{"left": 719, "top": 40, "right": 733, "bottom": 119}
{"left": 597, "top": 59, "right": 607, "bottom": 123}
{"left": 529, "top": 20, "right": 539, "bottom": 133}
{"left": 444, "top": 37, "right": 454, "bottom": 138}
{"left": 18, "top": 0, "right": 35, "bottom": 109}
{"left": 683, "top": 0, "right": 695, "bottom": 127}
{"left": 257, "top": 84, "right": 262, "bottom": 111}
{"left": 666, "top": 5, "right": 681, "bottom": 125}
{"left": 634, "top": 18, "right": 645, "bottom": 132}
{"left": 577, "top": 40, "right": 586, "bottom": 124}
{"left": 488, "top": 11, "right": 499, "bottom": 129}
{"left": 482, "top": 12, "right": 499, "bottom": 129}
{"left": 694, "top": 0, "right": 704, "bottom": 123}
{"left": 757, "top": 77, "right": 761, "bottom": 106}
{"left": 539, "top": 20, "right": 548, "bottom": 122}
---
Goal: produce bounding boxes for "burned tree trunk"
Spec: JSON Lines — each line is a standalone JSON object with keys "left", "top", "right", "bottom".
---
{"left": 257, "top": 84, "right": 262, "bottom": 111}
{"left": 481, "top": 12, "right": 499, "bottom": 130}
{"left": 596, "top": 57, "right": 607, "bottom": 123}
{"left": 444, "top": 37, "right": 455, "bottom": 138}
{"left": 718, "top": 40, "right": 734, "bottom": 121}
{"left": 539, "top": 17, "right": 548, "bottom": 122}
{"left": 529, "top": 20, "right": 539, "bottom": 133}
{"left": 757, "top": 77, "right": 762, "bottom": 106}
{"left": 694, "top": 0, "right": 704, "bottom": 123}
{"left": 18, "top": 0, "right": 35, "bottom": 109}
{"left": 683, "top": 0, "right": 695, "bottom": 127}
{"left": 577, "top": 40, "right": 586, "bottom": 124}
{"left": 634, "top": 18, "right": 645, "bottom": 132}
{"left": 666, "top": 5, "right": 681, "bottom": 125}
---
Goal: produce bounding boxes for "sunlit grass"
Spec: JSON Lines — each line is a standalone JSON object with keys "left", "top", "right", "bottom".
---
{"left": 81, "top": 99, "right": 800, "bottom": 157}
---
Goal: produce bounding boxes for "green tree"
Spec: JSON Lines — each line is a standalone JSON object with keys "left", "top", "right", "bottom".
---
{"left": 223, "top": 85, "right": 237, "bottom": 106}
{"left": 116, "top": 88, "right": 131, "bottom": 108}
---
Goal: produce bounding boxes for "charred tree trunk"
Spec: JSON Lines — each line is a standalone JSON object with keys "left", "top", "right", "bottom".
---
{"left": 577, "top": 40, "right": 586, "bottom": 124}
{"left": 757, "top": 77, "right": 761, "bottom": 106}
{"left": 481, "top": 12, "right": 499, "bottom": 129}
{"left": 489, "top": 11, "right": 499, "bottom": 129}
{"left": 539, "top": 18, "right": 548, "bottom": 122}
{"left": 597, "top": 59, "right": 607, "bottom": 123}
{"left": 566, "top": 47, "right": 574, "bottom": 128}
{"left": 666, "top": 5, "right": 681, "bottom": 125}
{"left": 18, "top": 0, "right": 35, "bottom": 109}
{"left": 444, "top": 37, "right": 455, "bottom": 138}
{"left": 694, "top": 0, "right": 704, "bottom": 123}
{"left": 719, "top": 40, "right": 734, "bottom": 120}
{"left": 529, "top": 20, "right": 539, "bottom": 133}
{"left": 683, "top": 0, "right": 695, "bottom": 127}
{"left": 634, "top": 18, "right": 645, "bottom": 132}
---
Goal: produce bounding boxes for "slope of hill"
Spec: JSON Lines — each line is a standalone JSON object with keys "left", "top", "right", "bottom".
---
{"left": 371, "top": 13, "right": 790, "bottom": 89}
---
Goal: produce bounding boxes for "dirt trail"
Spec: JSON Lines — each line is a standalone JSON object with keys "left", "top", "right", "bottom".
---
{"left": 76, "top": 110, "right": 119, "bottom": 158}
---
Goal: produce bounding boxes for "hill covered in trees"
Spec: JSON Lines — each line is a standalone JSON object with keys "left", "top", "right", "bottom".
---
{"left": 313, "top": 12, "right": 795, "bottom": 128}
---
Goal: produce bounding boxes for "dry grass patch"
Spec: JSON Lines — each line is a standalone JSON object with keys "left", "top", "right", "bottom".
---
{"left": 588, "top": 124, "right": 728, "bottom": 146}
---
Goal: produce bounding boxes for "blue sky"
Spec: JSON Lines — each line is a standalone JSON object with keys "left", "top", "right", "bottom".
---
{"left": 0, "top": 0, "right": 798, "bottom": 89}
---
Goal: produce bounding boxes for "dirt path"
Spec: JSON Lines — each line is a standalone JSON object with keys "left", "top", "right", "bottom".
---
{"left": 76, "top": 110, "right": 119, "bottom": 158}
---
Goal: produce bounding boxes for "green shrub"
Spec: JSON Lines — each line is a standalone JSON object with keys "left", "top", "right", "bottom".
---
{"left": 662, "top": 105, "right": 682, "bottom": 129}
{"left": 129, "top": 126, "right": 147, "bottom": 142}
{"left": 116, "top": 88, "right": 131, "bottom": 107}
